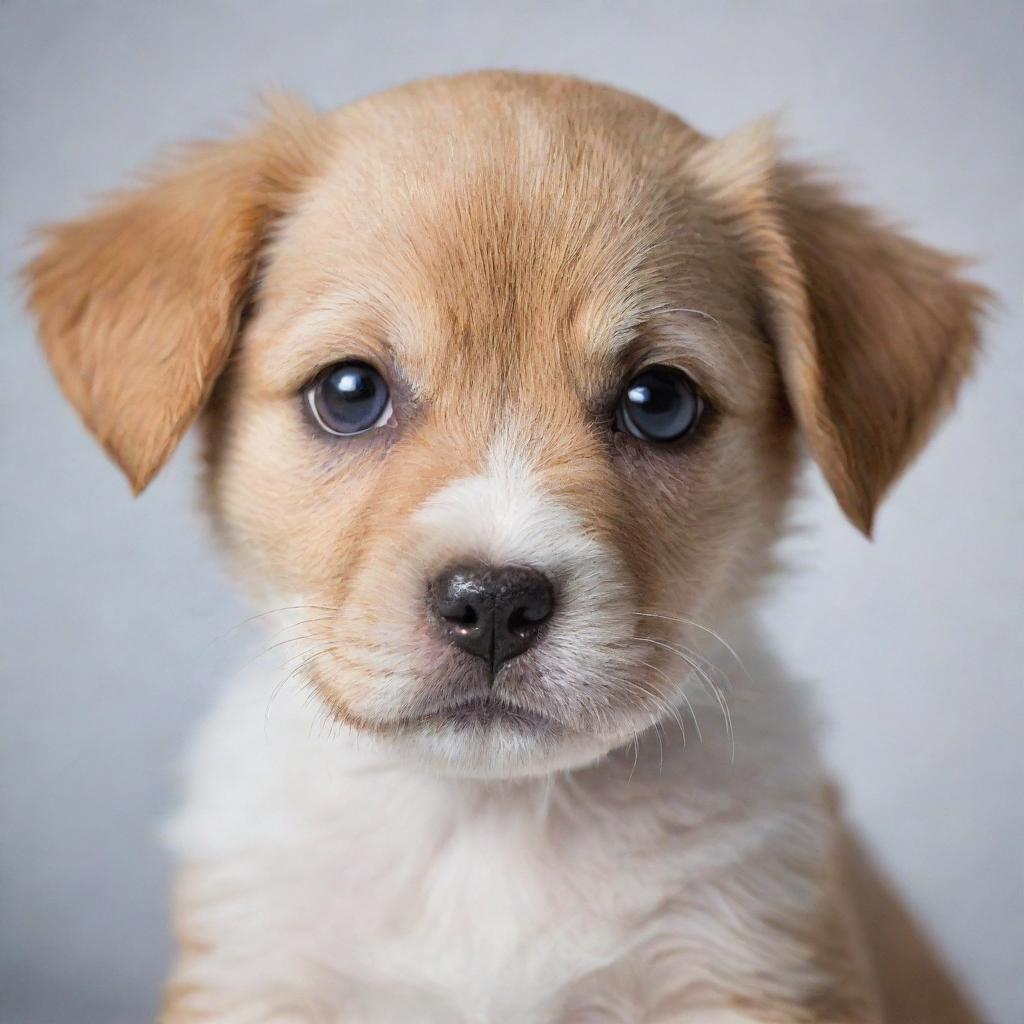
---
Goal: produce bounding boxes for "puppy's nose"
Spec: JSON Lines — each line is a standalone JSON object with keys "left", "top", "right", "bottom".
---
{"left": 428, "top": 565, "right": 555, "bottom": 673}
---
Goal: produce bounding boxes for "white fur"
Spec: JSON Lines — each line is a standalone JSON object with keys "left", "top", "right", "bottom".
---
{"left": 165, "top": 620, "right": 832, "bottom": 1022}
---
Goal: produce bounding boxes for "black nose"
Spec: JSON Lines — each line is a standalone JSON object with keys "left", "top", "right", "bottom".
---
{"left": 428, "top": 565, "right": 555, "bottom": 674}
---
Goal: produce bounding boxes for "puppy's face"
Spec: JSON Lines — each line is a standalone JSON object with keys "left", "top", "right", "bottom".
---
{"left": 26, "top": 74, "right": 986, "bottom": 777}
{"left": 204, "top": 91, "right": 793, "bottom": 774}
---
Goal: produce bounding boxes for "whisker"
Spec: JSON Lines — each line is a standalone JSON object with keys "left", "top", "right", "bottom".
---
{"left": 265, "top": 616, "right": 337, "bottom": 641}
{"left": 263, "top": 644, "right": 346, "bottom": 735}
{"left": 634, "top": 611, "right": 747, "bottom": 681}
{"left": 634, "top": 661, "right": 692, "bottom": 745}
{"left": 263, "top": 633, "right": 324, "bottom": 656}
{"left": 640, "top": 657, "right": 703, "bottom": 745}
{"left": 634, "top": 635, "right": 734, "bottom": 760}
{"left": 224, "top": 603, "right": 341, "bottom": 637}
{"left": 628, "top": 731, "right": 640, "bottom": 783}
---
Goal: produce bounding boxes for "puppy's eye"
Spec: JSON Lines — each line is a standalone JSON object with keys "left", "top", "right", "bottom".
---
{"left": 306, "top": 362, "right": 392, "bottom": 436}
{"left": 616, "top": 366, "right": 703, "bottom": 442}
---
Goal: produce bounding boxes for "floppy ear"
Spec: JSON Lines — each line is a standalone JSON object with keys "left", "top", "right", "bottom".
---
{"left": 24, "top": 99, "right": 327, "bottom": 494}
{"left": 690, "top": 123, "right": 990, "bottom": 535}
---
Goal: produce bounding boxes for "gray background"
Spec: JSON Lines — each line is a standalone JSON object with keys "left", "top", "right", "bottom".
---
{"left": 1, "top": 2, "right": 1021, "bottom": 1021}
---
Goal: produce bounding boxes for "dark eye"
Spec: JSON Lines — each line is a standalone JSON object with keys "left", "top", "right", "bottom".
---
{"left": 616, "top": 366, "right": 703, "bottom": 442}
{"left": 306, "top": 362, "right": 392, "bottom": 436}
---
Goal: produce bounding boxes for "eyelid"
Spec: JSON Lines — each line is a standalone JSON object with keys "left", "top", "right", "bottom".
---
{"left": 620, "top": 358, "right": 724, "bottom": 419}
{"left": 605, "top": 322, "right": 743, "bottom": 414}
{"left": 299, "top": 356, "right": 381, "bottom": 396}
{"left": 263, "top": 317, "right": 399, "bottom": 397}
{"left": 591, "top": 360, "right": 712, "bottom": 424}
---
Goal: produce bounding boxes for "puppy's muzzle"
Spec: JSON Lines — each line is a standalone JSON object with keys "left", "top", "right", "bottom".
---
{"left": 428, "top": 565, "right": 555, "bottom": 676}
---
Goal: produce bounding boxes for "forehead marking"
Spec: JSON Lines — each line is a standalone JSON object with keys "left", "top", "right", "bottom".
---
{"left": 412, "top": 430, "right": 605, "bottom": 574}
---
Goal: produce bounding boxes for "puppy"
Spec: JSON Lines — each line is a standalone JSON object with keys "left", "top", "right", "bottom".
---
{"left": 26, "top": 72, "right": 987, "bottom": 1023}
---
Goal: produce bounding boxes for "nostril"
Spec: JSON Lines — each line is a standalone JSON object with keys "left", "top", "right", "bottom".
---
{"left": 439, "top": 601, "right": 478, "bottom": 627}
{"left": 428, "top": 567, "right": 494, "bottom": 662}
{"left": 506, "top": 598, "right": 553, "bottom": 635}
{"left": 492, "top": 569, "right": 555, "bottom": 668}
{"left": 507, "top": 608, "right": 530, "bottom": 634}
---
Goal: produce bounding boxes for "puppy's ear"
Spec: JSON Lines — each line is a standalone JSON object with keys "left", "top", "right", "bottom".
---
{"left": 25, "top": 98, "right": 327, "bottom": 493}
{"left": 691, "top": 124, "right": 989, "bottom": 535}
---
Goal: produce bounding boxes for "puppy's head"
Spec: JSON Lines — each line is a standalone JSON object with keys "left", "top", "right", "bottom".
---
{"left": 26, "top": 74, "right": 986, "bottom": 777}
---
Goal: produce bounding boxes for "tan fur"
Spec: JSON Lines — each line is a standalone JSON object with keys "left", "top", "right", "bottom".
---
{"left": 25, "top": 97, "right": 330, "bottom": 492}
{"left": 687, "top": 123, "right": 988, "bottom": 534}
{"left": 837, "top": 827, "right": 984, "bottom": 1024}
{"left": 24, "top": 72, "right": 988, "bottom": 1022}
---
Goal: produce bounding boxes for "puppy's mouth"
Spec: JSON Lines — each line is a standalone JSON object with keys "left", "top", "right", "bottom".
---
{"left": 404, "top": 694, "right": 560, "bottom": 733}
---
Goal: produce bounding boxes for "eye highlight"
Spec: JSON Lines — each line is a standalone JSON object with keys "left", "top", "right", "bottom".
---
{"left": 306, "top": 362, "right": 392, "bottom": 437}
{"left": 616, "top": 366, "right": 703, "bottom": 443}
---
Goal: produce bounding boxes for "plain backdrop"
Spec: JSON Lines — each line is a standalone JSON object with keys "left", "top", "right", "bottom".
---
{"left": 1, "top": 2, "right": 1021, "bottom": 1022}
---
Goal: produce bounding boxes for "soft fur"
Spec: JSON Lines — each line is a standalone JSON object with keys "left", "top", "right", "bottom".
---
{"left": 26, "top": 72, "right": 988, "bottom": 1022}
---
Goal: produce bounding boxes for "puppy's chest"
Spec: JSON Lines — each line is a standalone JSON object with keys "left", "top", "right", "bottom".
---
{"left": 172, "top": 666, "right": 809, "bottom": 1021}
{"left": 279, "top": 794, "right": 670, "bottom": 1021}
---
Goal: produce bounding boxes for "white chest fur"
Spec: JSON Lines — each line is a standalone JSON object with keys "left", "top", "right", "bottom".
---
{"left": 166, "top": 635, "right": 828, "bottom": 1022}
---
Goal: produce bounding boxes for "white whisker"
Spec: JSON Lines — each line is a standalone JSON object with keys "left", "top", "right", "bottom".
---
{"left": 634, "top": 635, "right": 735, "bottom": 761}
{"left": 634, "top": 611, "right": 747, "bottom": 681}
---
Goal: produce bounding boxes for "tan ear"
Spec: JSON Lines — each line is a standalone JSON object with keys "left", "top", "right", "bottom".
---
{"left": 24, "top": 98, "right": 328, "bottom": 493}
{"left": 691, "top": 125, "right": 990, "bottom": 535}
